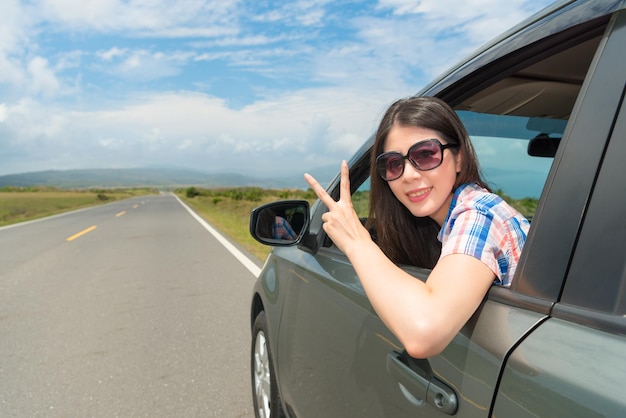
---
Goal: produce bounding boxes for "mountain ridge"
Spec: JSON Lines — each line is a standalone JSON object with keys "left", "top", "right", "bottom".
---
{"left": 0, "top": 166, "right": 338, "bottom": 190}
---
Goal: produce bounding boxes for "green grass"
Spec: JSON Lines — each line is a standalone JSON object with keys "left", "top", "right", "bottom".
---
{"left": 494, "top": 189, "right": 538, "bottom": 220}
{"left": 0, "top": 187, "right": 157, "bottom": 227}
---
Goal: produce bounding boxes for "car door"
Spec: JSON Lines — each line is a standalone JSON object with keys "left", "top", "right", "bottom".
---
{"left": 493, "top": 12, "right": 626, "bottom": 416}
{"left": 274, "top": 4, "right": 624, "bottom": 417}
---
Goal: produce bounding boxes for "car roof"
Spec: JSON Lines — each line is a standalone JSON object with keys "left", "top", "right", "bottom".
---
{"left": 420, "top": 0, "right": 625, "bottom": 98}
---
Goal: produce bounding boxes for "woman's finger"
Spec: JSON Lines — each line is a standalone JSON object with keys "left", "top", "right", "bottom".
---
{"left": 338, "top": 160, "right": 351, "bottom": 204}
{"left": 304, "top": 172, "right": 336, "bottom": 208}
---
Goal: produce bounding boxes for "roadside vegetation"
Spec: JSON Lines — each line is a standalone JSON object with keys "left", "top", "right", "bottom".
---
{"left": 493, "top": 189, "right": 538, "bottom": 220}
{"left": 176, "top": 186, "right": 536, "bottom": 261}
{"left": 0, "top": 187, "right": 156, "bottom": 227}
{"left": 175, "top": 187, "right": 318, "bottom": 261}
{"left": 1, "top": 185, "right": 537, "bottom": 261}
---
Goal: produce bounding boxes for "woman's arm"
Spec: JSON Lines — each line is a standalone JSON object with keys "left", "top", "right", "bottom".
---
{"left": 305, "top": 161, "right": 495, "bottom": 358}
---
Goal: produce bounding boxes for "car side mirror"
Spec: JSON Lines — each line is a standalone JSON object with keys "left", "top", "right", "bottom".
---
{"left": 250, "top": 200, "right": 310, "bottom": 246}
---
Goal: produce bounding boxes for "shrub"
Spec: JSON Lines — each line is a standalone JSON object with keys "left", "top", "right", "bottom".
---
{"left": 304, "top": 188, "right": 317, "bottom": 200}
{"left": 243, "top": 187, "right": 263, "bottom": 202}
{"left": 186, "top": 187, "right": 200, "bottom": 198}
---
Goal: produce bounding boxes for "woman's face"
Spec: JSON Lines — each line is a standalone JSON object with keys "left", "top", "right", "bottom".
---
{"left": 383, "top": 124, "right": 461, "bottom": 226}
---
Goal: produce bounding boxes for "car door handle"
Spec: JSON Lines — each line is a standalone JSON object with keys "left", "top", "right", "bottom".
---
{"left": 386, "top": 351, "right": 458, "bottom": 415}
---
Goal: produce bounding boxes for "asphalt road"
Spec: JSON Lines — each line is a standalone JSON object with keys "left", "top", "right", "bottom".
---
{"left": 0, "top": 193, "right": 262, "bottom": 417}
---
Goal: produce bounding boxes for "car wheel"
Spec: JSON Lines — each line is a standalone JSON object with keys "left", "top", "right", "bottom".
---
{"left": 252, "top": 311, "right": 285, "bottom": 418}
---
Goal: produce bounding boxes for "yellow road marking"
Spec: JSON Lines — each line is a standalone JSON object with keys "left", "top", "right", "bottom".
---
{"left": 132, "top": 204, "right": 138, "bottom": 209}
{"left": 67, "top": 225, "right": 97, "bottom": 241}
{"left": 116, "top": 211, "right": 126, "bottom": 217}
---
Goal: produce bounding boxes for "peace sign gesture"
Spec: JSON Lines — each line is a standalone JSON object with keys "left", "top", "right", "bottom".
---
{"left": 304, "top": 161, "right": 372, "bottom": 257}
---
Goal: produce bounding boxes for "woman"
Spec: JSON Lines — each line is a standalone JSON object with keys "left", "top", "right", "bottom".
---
{"left": 304, "top": 96, "right": 529, "bottom": 358}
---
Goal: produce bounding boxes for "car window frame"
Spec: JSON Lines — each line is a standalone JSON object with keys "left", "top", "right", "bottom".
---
{"left": 548, "top": 11, "right": 626, "bottom": 337}
{"left": 509, "top": 10, "right": 626, "bottom": 303}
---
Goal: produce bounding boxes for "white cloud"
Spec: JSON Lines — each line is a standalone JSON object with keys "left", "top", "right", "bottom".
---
{"left": 0, "top": 1, "right": 31, "bottom": 89}
{"left": 95, "top": 48, "right": 195, "bottom": 81}
{"left": 0, "top": 103, "right": 8, "bottom": 122}
{"left": 55, "top": 50, "right": 83, "bottom": 71}
{"left": 34, "top": 0, "right": 242, "bottom": 37}
{"left": 196, "top": 34, "right": 291, "bottom": 48}
{"left": 98, "top": 47, "right": 126, "bottom": 61}
{"left": 0, "top": 0, "right": 28, "bottom": 53}
{"left": 0, "top": 85, "right": 392, "bottom": 175}
{"left": 0, "top": 0, "right": 556, "bottom": 177}
{"left": 177, "top": 138, "right": 194, "bottom": 150}
{"left": 27, "top": 57, "right": 61, "bottom": 97}
{"left": 251, "top": 0, "right": 332, "bottom": 27}
{"left": 0, "top": 55, "right": 25, "bottom": 86}
{"left": 377, "top": 0, "right": 547, "bottom": 43}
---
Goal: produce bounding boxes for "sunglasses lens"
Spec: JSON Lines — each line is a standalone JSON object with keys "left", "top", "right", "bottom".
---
{"left": 376, "top": 139, "right": 450, "bottom": 181}
{"left": 377, "top": 153, "right": 404, "bottom": 180}
{"left": 409, "top": 140, "right": 442, "bottom": 170}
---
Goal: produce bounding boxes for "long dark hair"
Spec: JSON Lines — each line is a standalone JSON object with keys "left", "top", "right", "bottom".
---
{"left": 366, "top": 96, "right": 487, "bottom": 268}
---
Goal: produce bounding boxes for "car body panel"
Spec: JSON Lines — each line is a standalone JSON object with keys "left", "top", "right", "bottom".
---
{"left": 494, "top": 318, "right": 626, "bottom": 417}
{"left": 260, "top": 247, "right": 549, "bottom": 417}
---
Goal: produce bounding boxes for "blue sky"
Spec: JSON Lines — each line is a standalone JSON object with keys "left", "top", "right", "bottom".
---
{"left": 0, "top": 0, "right": 554, "bottom": 178}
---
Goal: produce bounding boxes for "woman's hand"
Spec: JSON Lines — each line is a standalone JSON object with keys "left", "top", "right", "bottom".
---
{"left": 304, "top": 161, "right": 371, "bottom": 256}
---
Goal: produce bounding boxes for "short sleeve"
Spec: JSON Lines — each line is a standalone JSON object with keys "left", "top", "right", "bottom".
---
{"left": 440, "top": 207, "right": 503, "bottom": 279}
{"left": 438, "top": 185, "right": 529, "bottom": 286}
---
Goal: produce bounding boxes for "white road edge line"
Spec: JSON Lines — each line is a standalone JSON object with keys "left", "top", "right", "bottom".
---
{"left": 174, "top": 194, "right": 262, "bottom": 278}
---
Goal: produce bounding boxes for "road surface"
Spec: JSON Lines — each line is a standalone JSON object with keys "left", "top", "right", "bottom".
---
{"left": 0, "top": 193, "right": 261, "bottom": 417}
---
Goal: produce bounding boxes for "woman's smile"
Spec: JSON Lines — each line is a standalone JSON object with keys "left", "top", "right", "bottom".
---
{"left": 407, "top": 187, "right": 432, "bottom": 202}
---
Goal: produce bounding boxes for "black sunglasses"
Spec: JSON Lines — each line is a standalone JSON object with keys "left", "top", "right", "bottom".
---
{"left": 376, "top": 139, "right": 459, "bottom": 181}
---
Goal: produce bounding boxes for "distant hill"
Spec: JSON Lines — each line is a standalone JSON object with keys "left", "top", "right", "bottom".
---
{"left": 0, "top": 166, "right": 338, "bottom": 190}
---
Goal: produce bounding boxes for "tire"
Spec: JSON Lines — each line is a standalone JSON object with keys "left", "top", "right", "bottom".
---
{"left": 251, "top": 311, "right": 285, "bottom": 418}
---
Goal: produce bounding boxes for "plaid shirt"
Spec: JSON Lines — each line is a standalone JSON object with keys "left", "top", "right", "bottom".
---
{"left": 437, "top": 183, "right": 530, "bottom": 286}
{"left": 273, "top": 216, "right": 297, "bottom": 240}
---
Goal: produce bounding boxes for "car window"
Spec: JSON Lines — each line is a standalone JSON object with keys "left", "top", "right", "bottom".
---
{"left": 452, "top": 34, "right": 603, "bottom": 220}
{"left": 352, "top": 179, "right": 370, "bottom": 219}
{"left": 349, "top": 35, "right": 603, "bottom": 225}
{"left": 458, "top": 113, "right": 555, "bottom": 220}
